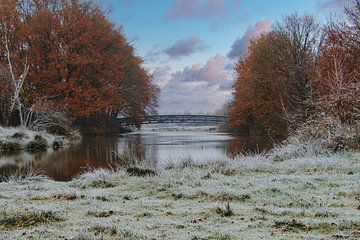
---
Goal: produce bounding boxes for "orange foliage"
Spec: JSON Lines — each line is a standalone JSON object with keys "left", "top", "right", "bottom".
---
{"left": 230, "top": 3, "right": 359, "bottom": 139}
{"left": 229, "top": 33, "right": 289, "bottom": 139}
{"left": 314, "top": 0, "right": 360, "bottom": 123}
{"left": 0, "top": 0, "right": 159, "bottom": 128}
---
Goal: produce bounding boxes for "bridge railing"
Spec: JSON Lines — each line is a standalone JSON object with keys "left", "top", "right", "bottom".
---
{"left": 116, "top": 115, "right": 228, "bottom": 126}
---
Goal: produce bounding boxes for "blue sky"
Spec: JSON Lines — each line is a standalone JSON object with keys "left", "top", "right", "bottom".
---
{"left": 100, "top": 0, "right": 348, "bottom": 114}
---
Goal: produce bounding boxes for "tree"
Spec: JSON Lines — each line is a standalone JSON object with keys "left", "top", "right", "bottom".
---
{"left": 0, "top": 0, "right": 30, "bottom": 126}
{"left": 229, "top": 13, "right": 320, "bottom": 139}
{"left": 314, "top": 0, "right": 360, "bottom": 124}
{"left": 229, "top": 33, "right": 289, "bottom": 139}
{"left": 273, "top": 13, "right": 320, "bottom": 126}
{"left": 0, "top": 0, "right": 159, "bottom": 132}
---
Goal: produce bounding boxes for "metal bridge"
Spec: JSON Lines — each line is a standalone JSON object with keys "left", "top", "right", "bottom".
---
{"left": 117, "top": 115, "right": 228, "bottom": 126}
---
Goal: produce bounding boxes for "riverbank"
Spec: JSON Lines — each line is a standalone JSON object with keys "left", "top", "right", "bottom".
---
{"left": 0, "top": 127, "right": 80, "bottom": 154}
{"left": 0, "top": 150, "right": 359, "bottom": 239}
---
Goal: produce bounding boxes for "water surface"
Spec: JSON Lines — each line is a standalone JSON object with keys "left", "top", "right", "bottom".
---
{"left": 0, "top": 130, "right": 270, "bottom": 181}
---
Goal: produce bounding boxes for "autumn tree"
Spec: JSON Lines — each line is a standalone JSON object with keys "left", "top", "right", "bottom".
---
{"left": 229, "top": 33, "right": 289, "bottom": 138}
{"left": 229, "top": 13, "right": 320, "bottom": 139}
{"left": 0, "top": 0, "right": 31, "bottom": 126}
{"left": 0, "top": 65, "right": 12, "bottom": 124}
{"left": 0, "top": 0, "right": 159, "bottom": 132}
{"left": 314, "top": 0, "right": 360, "bottom": 124}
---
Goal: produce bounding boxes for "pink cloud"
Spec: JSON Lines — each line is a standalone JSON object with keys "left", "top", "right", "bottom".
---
{"left": 158, "top": 55, "right": 233, "bottom": 113}
{"left": 227, "top": 19, "right": 272, "bottom": 59}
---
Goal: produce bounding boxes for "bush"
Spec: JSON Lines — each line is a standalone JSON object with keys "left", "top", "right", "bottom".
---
{"left": 126, "top": 167, "right": 156, "bottom": 177}
{"left": 26, "top": 135, "right": 48, "bottom": 153}
{"left": 113, "top": 145, "right": 139, "bottom": 168}
{"left": 270, "top": 115, "right": 360, "bottom": 160}
{"left": 297, "top": 116, "right": 360, "bottom": 152}
{"left": 52, "top": 140, "right": 63, "bottom": 150}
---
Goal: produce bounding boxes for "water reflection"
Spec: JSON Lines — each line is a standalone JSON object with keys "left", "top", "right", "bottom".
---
{"left": 0, "top": 131, "right": 271, "bottom": 181}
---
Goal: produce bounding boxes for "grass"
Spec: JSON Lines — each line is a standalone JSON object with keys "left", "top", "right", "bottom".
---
{"left": 90, "top": 225, "right": 117, "bottom": 236}
{"left": 126, "top": 166, "right": 157, "bottom": 177}
{"left": 86, "top": 210, "right": 115, "bottom": 218}
{"left": 0, "top": 151, "right": 359, "bottom": 239}
{"left": 273, "top": 219, "right": 307, "bottom": 232}
{"left": 0, "top": 210, "right": 63, "bottom": 229}
{"left": 214, "top": 201, "right": 234, "bottom": 217}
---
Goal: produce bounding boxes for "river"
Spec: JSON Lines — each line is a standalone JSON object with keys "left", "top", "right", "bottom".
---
{"left": 0, "top": 130, "right": 271, "bottom": 181}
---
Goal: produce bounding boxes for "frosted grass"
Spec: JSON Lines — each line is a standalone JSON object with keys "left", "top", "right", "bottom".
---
{"left": 0, "top": 149, "right": 359, "bottom": 239}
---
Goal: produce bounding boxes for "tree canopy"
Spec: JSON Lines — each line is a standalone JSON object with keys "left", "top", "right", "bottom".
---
{"left": 229, "top": 1, "right": 359, "bottom": 139}
{"left": 0, "top": 0, "right": 159, "bottom": 129}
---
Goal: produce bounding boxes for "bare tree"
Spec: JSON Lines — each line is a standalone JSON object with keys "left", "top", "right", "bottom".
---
{"left": 3, "top": 31, "right": 30, "bottom": 126}
{"left": 274, "top": 13, "right": 321, "bottom": 127}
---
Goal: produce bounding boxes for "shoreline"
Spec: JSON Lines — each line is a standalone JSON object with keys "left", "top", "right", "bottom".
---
{"left": 0, "top": 151, "right": 359, "bottom": 239}
{"left": 0, "top": 127, "right": 80, "bottom": 154}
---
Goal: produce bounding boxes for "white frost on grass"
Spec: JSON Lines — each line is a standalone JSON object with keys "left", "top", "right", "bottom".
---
{"left": 0, "top": 126, "right": 70, "bottom": 149}
{"left": 0, "top": 150, "right": 360, "bottom": 239}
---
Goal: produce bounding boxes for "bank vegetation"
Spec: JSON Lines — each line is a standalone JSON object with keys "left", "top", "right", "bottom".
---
{"left": 0, "top": 0, "right": 158, "bottom": 136}
{"left": 229, "top": 0, "right": 360, "bottom": 151}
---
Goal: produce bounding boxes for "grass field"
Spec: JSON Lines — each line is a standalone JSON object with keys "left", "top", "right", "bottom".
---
{"left": 0, "top": 151, "right": 359, "bottom": 239}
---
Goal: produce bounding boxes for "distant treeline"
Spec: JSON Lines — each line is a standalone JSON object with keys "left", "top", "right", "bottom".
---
{"left": 229, "top": 0, "right": 360, "bottom": 140}
{"left": 0, "top": 0, "right": 158, "bottom": 133}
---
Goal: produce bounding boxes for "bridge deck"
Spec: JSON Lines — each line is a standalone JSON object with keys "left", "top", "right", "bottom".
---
{"left": 117, "top": 115, "right": 228, "bottom": 126}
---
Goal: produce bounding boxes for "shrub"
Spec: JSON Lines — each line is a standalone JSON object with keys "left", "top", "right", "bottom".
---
{"left": 126, "top": 166, "right": 156, "bottom": 177}
{"left": 214, "top": 201, "right": 234, "bottom": 217}
{"left": 112, "top": 145, "right": 139, "bottom": 168}
{"left": 26, "top": 135, "right": 48, "bottom": 153}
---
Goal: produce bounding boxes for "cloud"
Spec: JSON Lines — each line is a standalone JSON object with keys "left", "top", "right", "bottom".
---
{"left": 227, "top": 19, "right": 272, "bottom": 60}
{"left": 218, "top": 80, "right": 233, "bottom": 91}
{"left": 165, "top": 0, "right": 243, "bottom": 30}
{"left": 164, "top": 35, "right": 209, "bottom": 59}
{"left": 151, "top": 66, "right": 172, "bottom": 88}
{"left": 170, "top": 55, "right": 228, "bottom": 86}
{"left": 158, "top": 55, "right": 233, "bottom": 113}
{"left": 316, "top": 0, "right": 349, "bottom": 11}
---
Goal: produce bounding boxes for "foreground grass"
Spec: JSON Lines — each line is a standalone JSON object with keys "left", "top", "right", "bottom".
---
{"left": 0, "top": 152, "right": 359, "bottom": 239}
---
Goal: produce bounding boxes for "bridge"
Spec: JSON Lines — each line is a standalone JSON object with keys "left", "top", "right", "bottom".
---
{"left": 117, "top": 115, "right": 228, "bottom": 126}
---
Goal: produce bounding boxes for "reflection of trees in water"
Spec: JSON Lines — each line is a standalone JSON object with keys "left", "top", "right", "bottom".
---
{"left": 30, "top": 137, "right": 120, "bottom": 181}
{"left": 226, "top": 136, "right": 273, "bottom": 157}
{"left": 0, "top": 162, "right": 33, "bottom": 182}
{"left": 125, "top": 134, "right": 158, "bottom": 168}
{"left": 0, "top": 134, "right": 274, "bottom": 181}
{"left": 0, "top": 137, "right": 125, "bottom": 181}
{"left": 0, "top": 151, "right": 48, "bottom": 181}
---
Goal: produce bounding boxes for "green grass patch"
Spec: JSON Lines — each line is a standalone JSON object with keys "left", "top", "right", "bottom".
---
{"left": 86, "top": 210, "right": 114, "bottom": 218}
{"left": 126, "top": 166, "right": 156, "bottom": 177}
{"left": 214, "top": 202, "right": 234, "bottom": 217}
{"left": 95, "top": 196, "right": 111, "bottom": 202}
{"left": 90, "top": 180, "right": 115, "bottom": 188}
{"left": 273, "top": 219, "right": 307, "bottom": 232}
{"left": 0, "top": 210, "right": 63, "bottom": 229}
{"left": 90, "top": 225, "right": 117, "bottom": 236}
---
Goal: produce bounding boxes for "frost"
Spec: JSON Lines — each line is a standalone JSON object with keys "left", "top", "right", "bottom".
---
{"left": 0, "top": 126, "right": 70, "bottom": 150}
{"left": 0, "top": 150, "right": 359, "bottom": 239}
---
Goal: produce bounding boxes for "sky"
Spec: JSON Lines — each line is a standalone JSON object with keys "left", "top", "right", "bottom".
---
{"left": 100, "top": 0, "right": 349, "bottom": 114}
